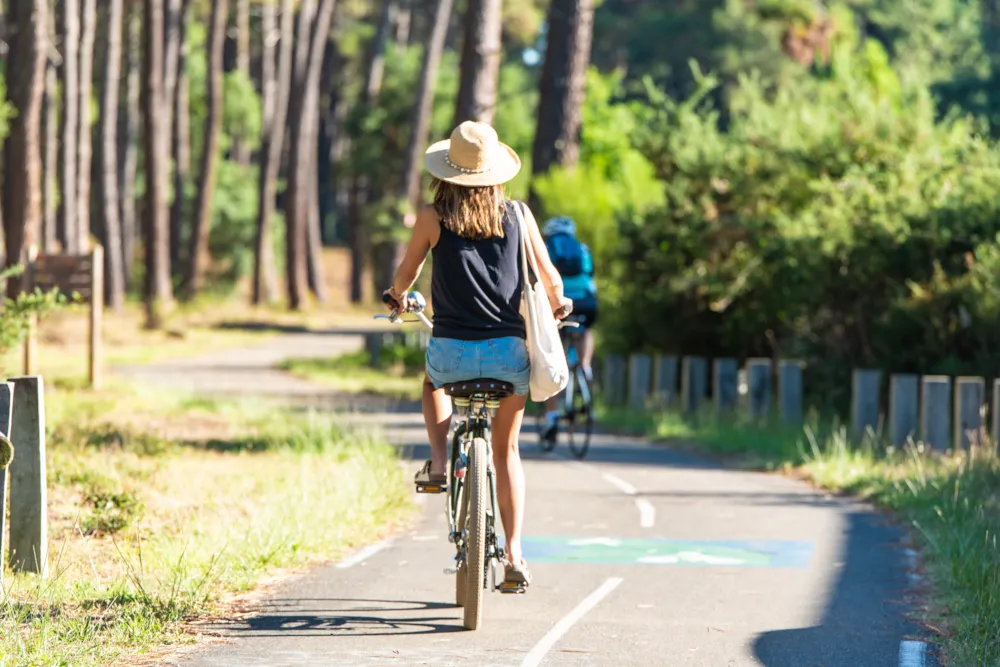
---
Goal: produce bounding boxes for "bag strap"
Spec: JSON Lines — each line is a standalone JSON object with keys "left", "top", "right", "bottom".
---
{"left": 512, "top": 201, "right": 542, "bottom": 287}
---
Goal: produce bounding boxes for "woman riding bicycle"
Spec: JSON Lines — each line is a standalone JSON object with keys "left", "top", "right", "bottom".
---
{"left": 383, "top": 121, "right": 571, "bottom": 588}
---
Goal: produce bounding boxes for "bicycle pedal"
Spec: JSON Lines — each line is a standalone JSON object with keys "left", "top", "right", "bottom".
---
{"left": 498, "top": 582, "right": 527, "bottom": 594}
{"left": 416, "top": 484, "right": 447, "bottom": 494}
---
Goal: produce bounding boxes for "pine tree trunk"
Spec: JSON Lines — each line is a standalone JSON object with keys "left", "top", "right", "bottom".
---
{"left": 98, "top": 0, "right": 125, "bottom": 310}
{"left": 142, "top": 0, "right": 174, "bottom": 326}
{"left": 59, "top": 0, "right": 80, "bottom": 253}
{"left": 285, "top": 0, "right": 337, "bottom": 310}
{"left": 378, "top": 0, "right": 453, "bottom": 292}
{"left": 169, "top": 0, "right": 191, "bottom": 273}
{"left": 306, "top": 157, "right": 327, "bottom": 302}
{"left": 394, "top": 0, "right": 411, "bottom": 46}
{"left": 232, "top": 0, "right": 252, "bottom": 165}
{"left": 120, "top": 5, "right": 140, "bottom": 288}
{"left": 2, "top": 0, "right": 47, "bottom": 296}
{"left": 454, "top": 0, "right": 502, "bottom": 125}
{"left": 76, "top": 0, "right": 97, "bottom": 251}
{"left": 42, "top": 17, "right": 58, "bottom": 254}
{"left": 185, "top": 0, "right": 229, "bottom": 298}
{"left": 529, "top": 0, "right": 594, "bottom": 214}
{"left": 252, "top": 0, "right": 292, "bottom": 305}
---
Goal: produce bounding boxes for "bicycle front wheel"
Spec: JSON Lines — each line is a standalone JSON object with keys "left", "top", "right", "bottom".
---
{"left": 463, "top": 437, "right": 488, "bottom": 630}
{"left": 567, "top": 372, "right": 594, "bottom": 460}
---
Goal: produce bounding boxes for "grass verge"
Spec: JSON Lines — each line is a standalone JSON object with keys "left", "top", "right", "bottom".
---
{"left": 278, "top": 343, "right": 425, "bottom": 402}
{"left": 1, "top": 381, "right": 412, "bottom": 667}
{"left": 599, "top": 403, "right": 999, "bottom": 666}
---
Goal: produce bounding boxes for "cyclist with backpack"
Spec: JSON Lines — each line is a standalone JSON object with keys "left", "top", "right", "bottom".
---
{"left": 540, "top": 216, "right": 597, "bottom": 443}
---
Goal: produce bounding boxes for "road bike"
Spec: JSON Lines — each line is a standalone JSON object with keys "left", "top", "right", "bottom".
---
{"left": 376, "top": 291, "right": 529, "bottom": 631}
{"left": 537, "top": 314, "right": 595, "bottom": 460}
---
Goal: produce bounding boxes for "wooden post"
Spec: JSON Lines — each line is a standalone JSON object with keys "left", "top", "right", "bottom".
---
{"left": 920, "top": 376, "right": 951, "bottom": 450}
{"left": 954, "top": 376, "right": 985, "bottom": 449}
{"left": 778, "top": 360, "right": 804, "bottom": 424}
{"left": 0, "top": 382, "right": 14, "bottom": 588}
{"left": 7, "top": 376, "right": 47, "bottom": 576}
{"left": 628, "top": 354, "right": 652, "bottom": 411}
{"left": 653, "top": 355, "right": 678, "bottom": 408}
{"left": 23, "top": 314, "right": 38, "bottom": 375}
{"left": 681, "top": 356, "right": 708, "bottom": 414}
{"left": 746, "top": 358, "right": 771, "bottom": 419}
{"left": 602, "top": 355, "right": 626, "bottom": 407}
{"left": 851, "top": 369, "right": 882, "bottom": 440}
{"left": 993, "top": 379, "right": 1000, "bottom": 449}
{"left": 888, "top": 374, "right": 919, "bottom": 446}
{"left": 713, "top": 358, "right": 739, "bottom": 411}
{"left": 89, "top": 245, "right": 104, "bottom": 389}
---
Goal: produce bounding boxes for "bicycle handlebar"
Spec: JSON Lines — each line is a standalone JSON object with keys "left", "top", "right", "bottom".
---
{"left": 376, "top": 290, "right": 579, "bottom": 330}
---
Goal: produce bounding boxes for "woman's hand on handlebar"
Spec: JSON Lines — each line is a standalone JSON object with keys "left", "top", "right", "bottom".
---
{"left": 552, "top": 295, "right": 573, "bottom": 320}
{"left": 382, "top": 287, "right": 405, "bottom": 312}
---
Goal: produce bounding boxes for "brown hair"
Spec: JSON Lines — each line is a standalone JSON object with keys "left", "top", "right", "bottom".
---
{"left": 431, "top": 178, "right": 507, "bottom": 241}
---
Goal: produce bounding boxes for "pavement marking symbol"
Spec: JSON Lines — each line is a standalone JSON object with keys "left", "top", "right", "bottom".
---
{"left": 899, "top": 640, "right": 927, "bottom": 667}
{"left": 520, "top": 577, "right": 623, "bottom": 667}
{"left": 523, "top": 536, "right": 814, "bottom": 568}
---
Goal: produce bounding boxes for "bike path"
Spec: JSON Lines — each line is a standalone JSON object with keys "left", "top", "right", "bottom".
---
{"left": 171, "top": 412, "right": 923, "bottom": 667}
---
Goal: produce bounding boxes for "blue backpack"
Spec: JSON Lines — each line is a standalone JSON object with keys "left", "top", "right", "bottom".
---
{"left": 546, "top": 233, "right": 590, "bottom": 277}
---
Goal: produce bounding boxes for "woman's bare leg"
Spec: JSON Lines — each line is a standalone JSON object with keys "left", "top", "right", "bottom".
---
{"left": 491, "top": 393, "right": 527, "bottom": 563}
{"left": 423, "top": 376, "right": 451, "bottom": 475}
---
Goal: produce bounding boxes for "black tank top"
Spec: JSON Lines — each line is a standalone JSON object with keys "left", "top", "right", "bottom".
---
{"left": 430, "top": 202, "right": 526, "bottom": 341}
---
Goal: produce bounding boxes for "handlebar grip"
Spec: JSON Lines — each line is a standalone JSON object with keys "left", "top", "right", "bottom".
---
{"left": 381, "top": 292, "right": 393, "bottom": 304}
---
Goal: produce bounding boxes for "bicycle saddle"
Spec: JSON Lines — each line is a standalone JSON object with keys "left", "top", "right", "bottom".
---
{"left": 443, "top": 379, "right": 514, "bottom": 399}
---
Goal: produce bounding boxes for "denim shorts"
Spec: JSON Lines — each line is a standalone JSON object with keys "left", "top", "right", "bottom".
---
{"left": 425, "top": 336, "right": 530, "bottom": 397}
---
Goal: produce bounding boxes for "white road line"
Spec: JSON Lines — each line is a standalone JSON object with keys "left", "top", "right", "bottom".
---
{"left": 635, "top": 498, "right": 656, "bottom": 528}
{"left": 335, "top": 538, "right": 393, "bottom": 569}
{"left": 899, "top": 640, "right": 927, "bottom": 667}
{"left": 520, "top": 577, "right": 624, "bottom": 667}
{"left": 601, "top": 472, "right": 637, "bottom": 496}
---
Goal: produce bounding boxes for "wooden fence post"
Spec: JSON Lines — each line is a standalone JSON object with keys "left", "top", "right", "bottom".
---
{"left": 603, "top": 355, "right": 626, "bottom": 407}
{"left": 993, "top": 379, "right": 1000, "bottom": 449}
{"left": 746, "top": 358, "right": 771, "bottom": 419}
{"left": 713, "top": 358, "right": 739, "bottom": 411}
{"left": 0, "top": 382, "right": 14, "bottom": 588}
{"left": 628, "top": 354, "right": 652, "bottom": 411}
{"left": 681, "top": 356, "right": 708, "bottom": 414}
{"left": 920, "top": 376, "right": 951, "bottom": 450}
{"left": 89, "top": 245, "right": 104, "bottom": 389}
{"left": 851, "top": 369, "right": 882, "bottom": 440}
{"left": 778, "top": 360, "right": 804, "bottom": 424}
{"left": 653, "top": 355, "right": 678, "bottom": 408}
{"left": 955, "top": 376, "right": 986, "bottom": 449}
{"left": 888, "top": 374, "right": 919, "bottom": 446}
{"left": 7, "top": 376, "right": 47, "bottom": 576}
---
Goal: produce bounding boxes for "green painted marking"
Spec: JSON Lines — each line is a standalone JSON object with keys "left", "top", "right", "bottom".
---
{"left": 522, "top": 536, "right": 813, "bottom": 568}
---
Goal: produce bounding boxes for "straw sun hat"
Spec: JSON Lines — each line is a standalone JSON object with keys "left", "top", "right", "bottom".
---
{"left": 424, "top": 121, "right": 521, "bottom": 187}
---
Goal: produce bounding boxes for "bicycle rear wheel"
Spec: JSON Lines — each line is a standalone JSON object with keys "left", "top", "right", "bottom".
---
{"left": 567, "top": 370, "right": 594, "bottom": 460}
{"left": 454, "top": 482, "right": 468, "bottom": 607}
{"left": 463, "top": 437, "right": 488, "bottom": 630}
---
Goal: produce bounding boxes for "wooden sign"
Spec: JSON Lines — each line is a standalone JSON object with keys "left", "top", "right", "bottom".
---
{"left": 23, "top": 246, "right": 104, "bottom": 389}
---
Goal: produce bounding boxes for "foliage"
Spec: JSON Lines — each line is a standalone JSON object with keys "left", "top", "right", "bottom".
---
{"left": 0, "top": 266, "right": 66, "bottom": 358}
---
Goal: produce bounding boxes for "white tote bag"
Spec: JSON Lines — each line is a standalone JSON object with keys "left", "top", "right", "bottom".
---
{"left": 512, "top": 201, "right": 569, "bottom": 402}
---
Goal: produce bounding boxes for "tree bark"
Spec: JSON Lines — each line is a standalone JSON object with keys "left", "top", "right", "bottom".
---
{"left": 377, "top": 0, "right": 453, "bottom": 292}
{"left": 59, "top": 0, "right": 80, "bottom": 253}
{"left": 169, "top": 0, "right": 191, "bottom": 273}
{"left": 120, "top": 4, "right": 140, "bottom": 288}
{"left": 232, "top": 0, "right": 252, "bottom": 165}
{"left": 285, "top": 0, "right": 337, "bottom": 310}
{"left": 394, "top": 0, "right": 411, "bottom": 46}
{"left": 306, "top": 157, "right": 327, "bottom": 302}
{"left": 142, "top": 0, "right": 174, "bottom": 326}
{"left": 76, "top": 0, "right": 97, "bottom": 251}
{"left": 185, "top": 0, "right": 229, "bottom": 298}
{"left": 454, "top": 0, "right": 502, "bottom": 125}
{"left": 529, "top": 0, "right": 594, "bottom": 214}
{"left": 98, "top": 0, "right": 125, "bottom": 311}
{"left": 252, "top": 0, "right": 292, "bottom": 305}
{"left": 3, "top": 0, "right": 47, "bottom": 296}
{"left": 42, "top": 11, "right": 57, "bottom": 253}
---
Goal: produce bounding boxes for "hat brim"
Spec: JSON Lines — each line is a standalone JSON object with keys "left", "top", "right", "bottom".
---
{"left": 424, "top": 139, "right": 522, "bottom": 187}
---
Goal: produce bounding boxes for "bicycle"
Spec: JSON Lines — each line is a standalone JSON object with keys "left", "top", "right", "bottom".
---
{"left": 537, "top": 315, "right": 595, "bottom": 460}
{"left": 376, "top": 291, "right": 538, "bottom": 631}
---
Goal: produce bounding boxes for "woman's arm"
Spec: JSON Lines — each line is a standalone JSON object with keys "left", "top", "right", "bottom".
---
{"left": 386, "top": 205, "right": 437, "bottom": 306}
{"left": 520, "top": 203, "right": 573, "bottom": 318}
